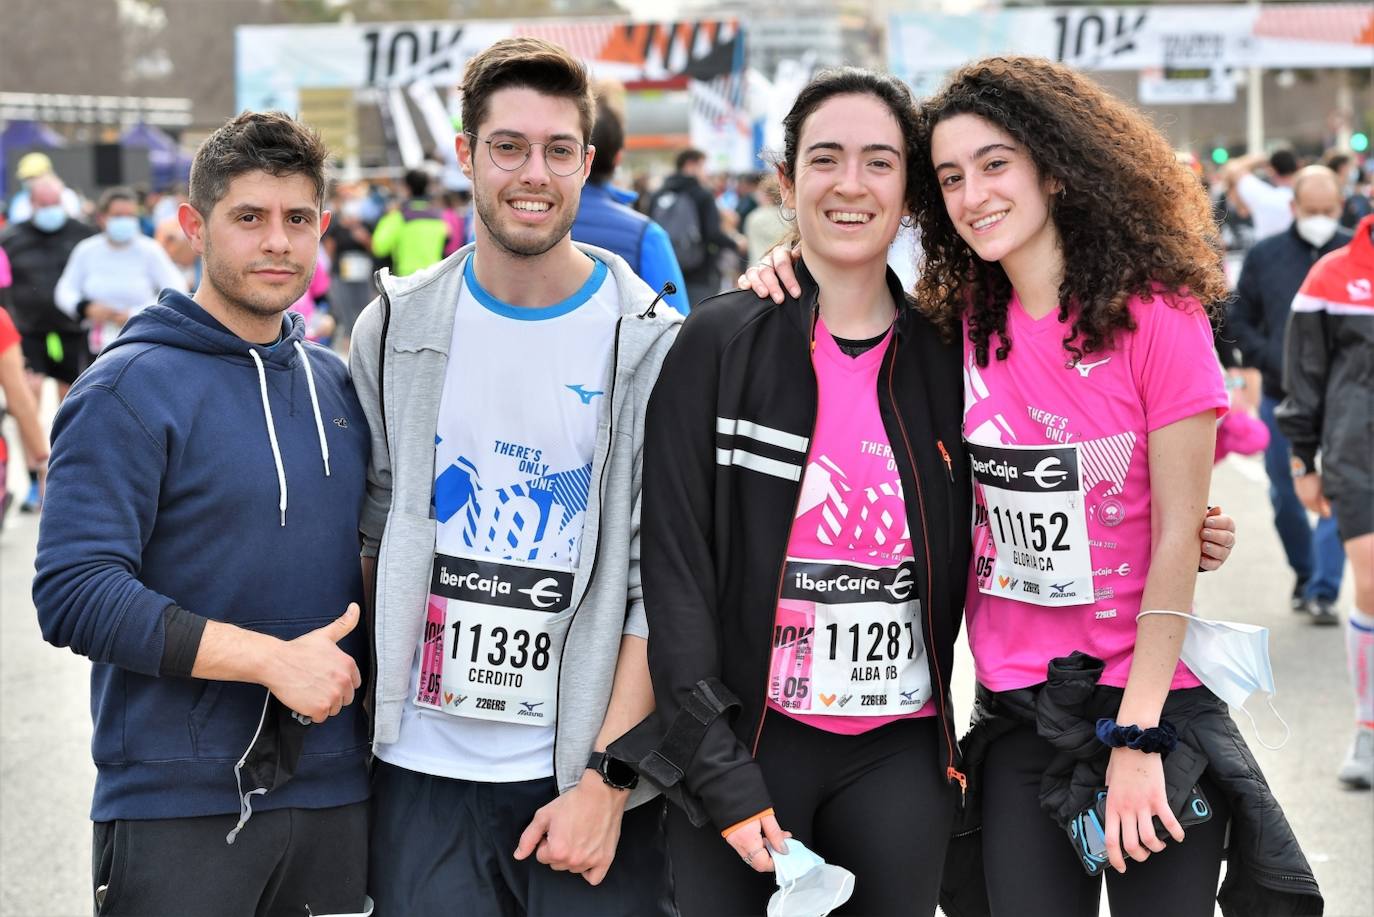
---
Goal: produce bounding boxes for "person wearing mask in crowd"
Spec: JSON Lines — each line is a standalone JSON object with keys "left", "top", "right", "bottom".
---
{"left": 0, "top": 174, "right": 96, "bottom": 513}
{"left": 740, "top": 57, "right": 1311, "bottom": 917}
{"left": 0, "top": 247, "right": 49, "bottom": 524}
{"left": 350, "top": 38, "right": 678, "bottom": 915}
{"left": 650, "top": 148, "right": 745, "bottom": 305}
{"left": 370, "top": 168, "right": 450, "bottom": 276}
{"left": 322, "top": 184, "right": 376, "bottom": 354}
{"left": 32, "top": 111, "right": 373, "bottom": 916}
{"left": 7, "top": 153, "right": 84, "bottom": 224}
{"left": 1228, "top": 165, "right": 1349, "bottom": 624}
{"left": 55, "top": 186, "right": 188, "bottom": 354}
{"left": 571, "top": 95, "right": 688, "bottom": 315}
{"left": 1222, "top": 149, "right": 1300, "bottom": 242}
{"left": 1278, "top": 211, "right": 1374, "bottom": 790}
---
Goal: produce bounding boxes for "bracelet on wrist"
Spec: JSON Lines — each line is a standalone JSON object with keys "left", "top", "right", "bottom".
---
{"left": 1095, "top": 718, "right": 1179, "bottom": 754}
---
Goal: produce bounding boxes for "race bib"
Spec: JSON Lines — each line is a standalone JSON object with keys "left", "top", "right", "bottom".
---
{"left": 414, "top": 553, "right": 573, "bottom": 726}
{"left": 769, "top": 560, "right": 930, "bottom": 716}
{"left": 968, "top": 440, "right": 1094, "bottom": 607}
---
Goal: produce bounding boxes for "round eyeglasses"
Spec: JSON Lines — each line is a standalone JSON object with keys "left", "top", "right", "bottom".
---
{"left": 466, "top": 132, "right": 587, "bottom": 177}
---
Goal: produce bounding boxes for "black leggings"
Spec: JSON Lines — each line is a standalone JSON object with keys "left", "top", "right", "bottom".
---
{"left": 981, "top": 724, "right": 1230, "bottom": 917}
{"left": 667, "top": 711, "right": 956, "bottom": 917}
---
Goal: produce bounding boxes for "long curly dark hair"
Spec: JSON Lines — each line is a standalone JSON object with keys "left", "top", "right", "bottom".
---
{"left": 910, "top": 57, "right": 1227, "bottom": 367}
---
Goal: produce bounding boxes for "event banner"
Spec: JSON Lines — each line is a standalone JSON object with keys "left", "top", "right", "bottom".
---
{"left": 236, "top": 19, "right": 742, "bottom": 114}
{"left": 888, "top": 3, "right": 1374, "bottom": 84}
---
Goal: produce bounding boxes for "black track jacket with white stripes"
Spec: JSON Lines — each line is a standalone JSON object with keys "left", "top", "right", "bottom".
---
{"left": 640, "top": 258, "right": 973, "bottom": 832}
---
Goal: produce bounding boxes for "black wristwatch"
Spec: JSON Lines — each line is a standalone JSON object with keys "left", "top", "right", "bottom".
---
{"left": 587, "top": 751, "right": 638, "bottom": 791}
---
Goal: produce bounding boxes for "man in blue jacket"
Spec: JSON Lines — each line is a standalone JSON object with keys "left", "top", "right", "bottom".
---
{"left": 1228, "top": 165, "right": 1349, "bottom": 624}
{"left": 572, "top": 97, "right": 688, "bottom": 314}
{"left": 33, "top": 112, "right": 373, "bottom": 916}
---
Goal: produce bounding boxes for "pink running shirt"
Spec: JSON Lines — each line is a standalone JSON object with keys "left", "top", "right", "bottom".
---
{"left": 767, "top": 318, "right": 934, "bottom": 734}
{"left": 964, "top": 289, "right": 1228, "bottom": 692}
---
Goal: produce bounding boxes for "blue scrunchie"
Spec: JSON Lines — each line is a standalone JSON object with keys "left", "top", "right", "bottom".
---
{"left": 1095, "top": 718, "right": 1179, "bottom": 754}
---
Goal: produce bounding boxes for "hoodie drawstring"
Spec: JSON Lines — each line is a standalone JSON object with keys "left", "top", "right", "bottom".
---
{"left": 250, "top": 345, "right": 333, "bottom": 526}
{"left": 249, "top": 350, "right": 289, "bottom": 527}
{"left": 293, "top": 342, "right": 331, "bottom": 478}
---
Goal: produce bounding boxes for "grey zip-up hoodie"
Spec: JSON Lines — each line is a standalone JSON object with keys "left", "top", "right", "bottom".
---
{"left": 349, "top": 242, "right": 679, "bottom": 807}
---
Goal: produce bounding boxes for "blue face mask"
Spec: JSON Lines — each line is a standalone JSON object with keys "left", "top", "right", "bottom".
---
{"left": 1138, "top": 610, "right": 1290, "bottom": 750}
{"left": 768, "top": 839, "right": 856, "bottom": 917}
{"left": 32, "top": 204, "right": 68, "bottom": 233}
{"left": 105, "top": 215, "right": 139, "bottom": 244}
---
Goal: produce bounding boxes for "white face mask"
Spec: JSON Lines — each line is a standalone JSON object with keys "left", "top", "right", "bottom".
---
{"left": 767, "top": 840, "right": 856, "bottom": 917}
{"left": 1294, "top": 214, "right": 1339, "bottom": 248}
{"left": 1138, "top": 610, "right": 1290, "bottom": 750}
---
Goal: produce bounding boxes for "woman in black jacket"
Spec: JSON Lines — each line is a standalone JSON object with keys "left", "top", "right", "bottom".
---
{"left": 635, "top": 68, "right": 972, "bottom": 916}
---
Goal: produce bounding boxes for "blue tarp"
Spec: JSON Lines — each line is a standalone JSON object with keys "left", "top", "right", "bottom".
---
{"left": 0, "top": 119, "right": 66, "bottom": 201}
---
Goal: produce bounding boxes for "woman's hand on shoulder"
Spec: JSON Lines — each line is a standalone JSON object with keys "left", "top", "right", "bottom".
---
{"left": 737, "top": 244, "right": 802, "bottom": 304}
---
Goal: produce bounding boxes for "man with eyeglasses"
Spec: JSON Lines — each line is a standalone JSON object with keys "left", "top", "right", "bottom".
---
{"left": 349, "top": 38, "right": 679, "bottom": 915}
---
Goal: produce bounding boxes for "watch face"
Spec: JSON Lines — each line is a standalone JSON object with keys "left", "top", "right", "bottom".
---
{"left": 603, "top": 756, "right": 639, "bottom": 789}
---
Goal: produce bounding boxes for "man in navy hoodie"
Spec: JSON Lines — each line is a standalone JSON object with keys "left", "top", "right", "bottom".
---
{"left": 33, "top": 112, "right": 373, "bottom": 916}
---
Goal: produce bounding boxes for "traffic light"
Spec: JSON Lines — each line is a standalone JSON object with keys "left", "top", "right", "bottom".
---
{"left": 1211, "top": 147, "right": 1230, "bottom": 165}
{"left": 1352, "top": 132, "right": 1369, "bottom": 153}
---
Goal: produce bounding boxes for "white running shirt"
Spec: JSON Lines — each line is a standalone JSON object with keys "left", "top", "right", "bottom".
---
{"left": 375, "top": 253, "right": 620, "bottom": 782}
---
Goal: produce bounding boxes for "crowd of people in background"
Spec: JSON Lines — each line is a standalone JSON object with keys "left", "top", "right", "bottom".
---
{"left": 2, "top": 86, "right": 1372, "bottom": 797}
{"left": 3, "top": 28, "right": 1373, "bottom": 916}
{"left": 0, "top": 129, "right": 1370, "bottom": 454}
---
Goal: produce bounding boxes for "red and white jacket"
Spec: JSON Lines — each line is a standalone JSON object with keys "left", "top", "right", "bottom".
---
{"left": 1277, "top": 214, "right": 1374, "bottom": 502}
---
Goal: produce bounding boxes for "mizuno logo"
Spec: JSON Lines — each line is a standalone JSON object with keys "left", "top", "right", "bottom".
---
{"left": 1025, "top": 456, "right": 1070, "bottom": 488}
{"left": 1051, "top": 581, "right": 1073, "bottom": 592}
{"left": 566, "top": 384, "right": 604, "bottom": 404}
{"left": 1072, "top": 357, "right": 1111, "bottom": 377}
{"left": 517, "top": 577, "right": 564, "bottom": 609}
{"left": 520, "top": 701, "right": 544, "bottom": 713}
{"left": 900, "top": 690, "right": 920, "bottom": 702}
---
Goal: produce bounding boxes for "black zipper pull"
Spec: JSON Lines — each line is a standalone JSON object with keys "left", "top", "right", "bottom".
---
{"left": 640, "top": 281, "right": 676, "bottom": 319}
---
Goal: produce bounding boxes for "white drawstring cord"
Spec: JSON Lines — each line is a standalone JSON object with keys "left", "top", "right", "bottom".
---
{"left": 225, "top": 689, "right": 272, "bottom": 845}
{"left": 249, "top": 350, "right": 288, "bottom": 526}
{"left": 293, "top": 341, "right": 331, "bottom": 477}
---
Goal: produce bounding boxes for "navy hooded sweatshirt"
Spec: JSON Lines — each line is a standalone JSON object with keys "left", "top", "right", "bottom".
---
{"left": 33, "top": 290, "right": 372, "bottom": 822}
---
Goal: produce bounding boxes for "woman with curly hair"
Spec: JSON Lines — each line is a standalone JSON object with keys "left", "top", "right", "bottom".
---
{"left": 915, "top": 56, "right": 1236, "bottom": 916}
{"left": 742, "top": 56, "right": 1322, "bottom": 917}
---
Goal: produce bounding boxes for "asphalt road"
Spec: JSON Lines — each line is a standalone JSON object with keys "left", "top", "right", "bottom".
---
{"left": 1, "top": 411, "right": 1370, "bottom": 916}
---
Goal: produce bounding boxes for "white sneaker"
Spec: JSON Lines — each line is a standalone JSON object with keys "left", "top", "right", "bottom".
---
{"left": 1337, "top": 727, "right": 1374, "bottom": 789}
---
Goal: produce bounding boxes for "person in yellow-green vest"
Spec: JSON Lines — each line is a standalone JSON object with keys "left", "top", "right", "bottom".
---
{"left": 371, "top": 170, "right": 451, "bottom": 276}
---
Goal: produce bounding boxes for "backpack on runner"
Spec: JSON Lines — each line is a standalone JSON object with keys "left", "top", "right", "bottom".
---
{"left": 650, "top": 190, "right": 707, "bottom": 273}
